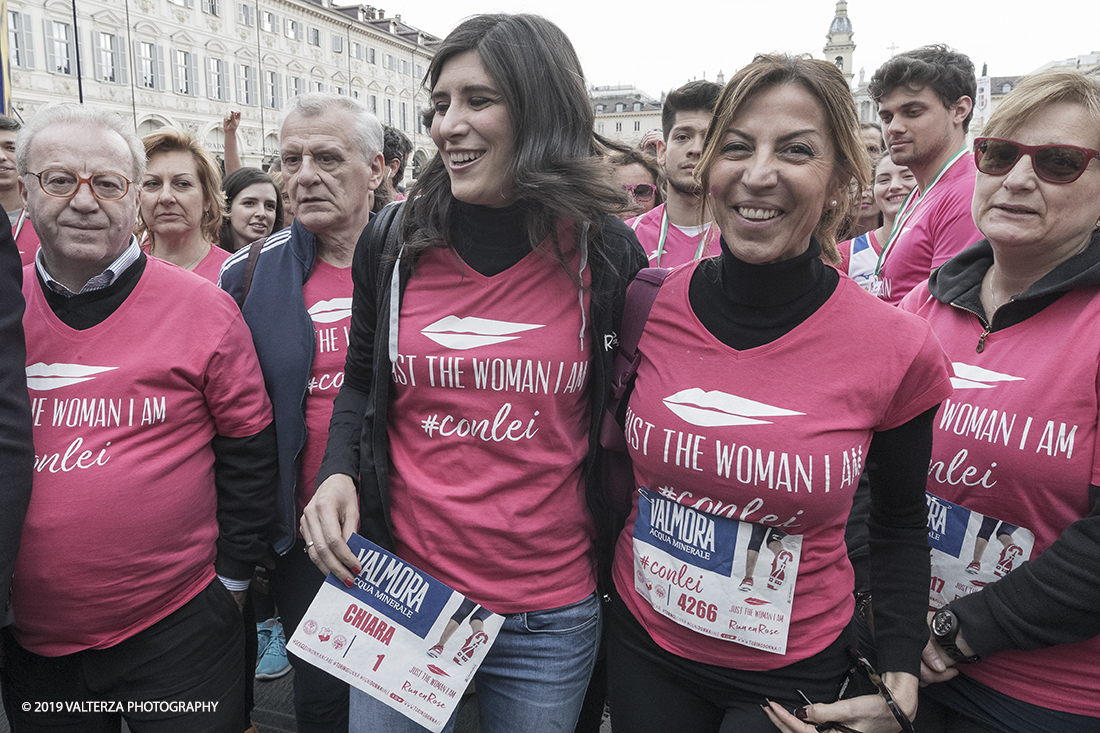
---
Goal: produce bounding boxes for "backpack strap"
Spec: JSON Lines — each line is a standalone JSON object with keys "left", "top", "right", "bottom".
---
{"left": 236, "top": 236, "right": 268, "bottom": 308}
{"left": 610, "top": 267, "right": 671, "bottom": 403}
{"left": 600, "top": 266, "right": 670, "bottom": 515}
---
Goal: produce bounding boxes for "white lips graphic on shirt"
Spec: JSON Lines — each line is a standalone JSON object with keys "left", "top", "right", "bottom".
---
{"left": 26, "top": 362, "right": 119, "bottom": 391}
{"left": 421, "top": 316, "right": 544, "bottom": 350}
{"left": 308, "top": 298, "right": 353, "bottom": 324}
{"left": 662, "top": 388, "right": 804, "bottom": 427}
{"left": 949, "top": 362, "right": 1025, "bottom": 390}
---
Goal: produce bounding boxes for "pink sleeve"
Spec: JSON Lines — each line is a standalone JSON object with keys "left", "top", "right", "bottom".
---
{"left": 203, "top": 306, "right": 274, "bottom": 438}
{"left": 877, "top": 322, "right": 954, "bottom": 431}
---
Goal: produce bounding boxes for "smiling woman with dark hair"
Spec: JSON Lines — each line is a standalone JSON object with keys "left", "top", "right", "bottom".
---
{"left": 218, "top": 167, "right": 283, "bottom": 252}
{"left": 301, "top": 13, "right": 646, "bottom": 733}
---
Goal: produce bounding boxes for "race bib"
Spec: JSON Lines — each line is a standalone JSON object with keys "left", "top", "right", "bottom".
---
{"left": 290, "top": 534, "right": 504, "bottom": 733}
{"left": 926, "top": 492, "right": 1035, "bottom": 609}
{"left": 632, "top": 488, "right": 803, "bottom": 654}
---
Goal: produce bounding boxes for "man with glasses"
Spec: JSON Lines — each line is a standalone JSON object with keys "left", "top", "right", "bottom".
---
{"left": 627, "top": 80, "right": 723, "bottom": 268}
{"left": 1, "top": 104, "right": 276, "bottom": 732}
{"left": 867, "top": 44, "right": 983, "bottom": 304}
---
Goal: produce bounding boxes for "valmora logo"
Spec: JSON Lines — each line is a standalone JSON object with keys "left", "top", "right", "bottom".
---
{"left": 26, "top": 362, "right": 119, "bottom": 391}
{"left": 663, "top": 388, "right": 803, "bottom": 427}
{"left": 950, "top": 362, "right": 1025, "bottom": 390}
{"left": 308, "top": 298, "right": 353, "bottom": 324}
{"left": 421, "top": 315, "right": 544, "bottom": 351}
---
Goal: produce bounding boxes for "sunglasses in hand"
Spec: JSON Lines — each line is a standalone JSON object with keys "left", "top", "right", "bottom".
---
{"left": 794, "top": 647, "right": 915, "bottom": 733}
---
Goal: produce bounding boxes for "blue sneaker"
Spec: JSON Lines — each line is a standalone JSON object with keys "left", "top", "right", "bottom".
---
{"left": 256, "top": 618, "right": 291, "bottom": 680}
{"left": 256, "top": 618, "right": 275, "bottom": 660}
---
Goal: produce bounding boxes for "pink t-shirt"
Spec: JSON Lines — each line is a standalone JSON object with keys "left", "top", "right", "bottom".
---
{"left": 388, "top": 236, "right": 596, "bottom": 614}
{"left": 18, "top": 257, "right": 272, "bottom": 656}
{"left": 612, "top": 264, "right": 952, "bottom": 669}
{"left": 901, "top": 285, "right": 1100, "bottom": 717}
{"left": 877, "top": 154, "right": 982, "bottom": 305}
{"left": 627, "top": 204, "right": 722, "bottom": 269}
{"left": 192, "top": 245, "right": 232, "bottom": 284}
{"left": 297, "top": 259, "right": 353, "bottom": 524}
{"left": 142, "top": 244, "right": 231, "bottom": 285}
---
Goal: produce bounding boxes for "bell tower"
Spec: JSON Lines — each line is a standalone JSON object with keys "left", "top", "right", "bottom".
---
{"left": 824, "top": 1, "right": 855, "bottom": 88}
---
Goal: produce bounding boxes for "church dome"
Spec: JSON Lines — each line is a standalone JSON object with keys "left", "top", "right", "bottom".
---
{"left": 829, "top": 15, "right": 852, "bottom": 34}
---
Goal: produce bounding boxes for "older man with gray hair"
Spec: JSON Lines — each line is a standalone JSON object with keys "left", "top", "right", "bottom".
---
{"left": 219, "top": 92, "right": 384, "bottom": 733}
{"left": 2, "top": 104, "right": 276, "bottom": 731}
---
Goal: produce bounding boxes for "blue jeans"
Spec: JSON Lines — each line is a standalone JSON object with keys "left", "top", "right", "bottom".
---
{"left": 350, "top": 592, "right": 602, "bottom": 733}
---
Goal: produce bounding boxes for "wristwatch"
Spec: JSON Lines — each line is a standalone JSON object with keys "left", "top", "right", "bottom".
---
{"left": 931, "top": 608, "right": 981, "bottom": 663}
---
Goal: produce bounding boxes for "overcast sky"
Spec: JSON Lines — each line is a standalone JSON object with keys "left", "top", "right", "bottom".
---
{"left": 371, "top": 0, "right": 1099, "bottom": 99}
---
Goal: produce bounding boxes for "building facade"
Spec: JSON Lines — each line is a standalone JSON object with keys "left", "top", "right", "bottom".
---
{"left": 6, "top": 0, "right": 439, "bottom": 173}
{"left": 591, "top": 84, "right": 663, "bottom": 147}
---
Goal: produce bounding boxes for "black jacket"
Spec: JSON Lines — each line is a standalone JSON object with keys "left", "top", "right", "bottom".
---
{"left": 0, "top": 228, "right": 33, "bottom": 627}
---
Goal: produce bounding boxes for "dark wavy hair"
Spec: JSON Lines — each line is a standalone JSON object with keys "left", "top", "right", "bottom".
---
{"left": 661, "top": 80, "right": 722, "bottom": 140}
{"left": 401, "top": 13, "right": 623, "bottom": 280}
{"left": 869, "top": 44, "right": 976, "bottom": 132}
{"left": 218, "top": 167, "right": 284, "bottom": 252}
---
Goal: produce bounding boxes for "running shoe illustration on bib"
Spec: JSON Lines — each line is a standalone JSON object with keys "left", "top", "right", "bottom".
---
{"left": 767, "top": 550, "right": 794, "bottom": 591}
{"left": 453, "top": 631, "right": 489, "bottom": 666}
{"left": 926, "top": 492, "right": 1035, "bottom": 609}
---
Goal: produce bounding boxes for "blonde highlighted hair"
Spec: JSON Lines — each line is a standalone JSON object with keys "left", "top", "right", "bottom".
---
{"left": 136, "top": 127, "right": 223, "bottom": 245}
{"left": 984, "top": 69, "right": 1100, "bottom": 141}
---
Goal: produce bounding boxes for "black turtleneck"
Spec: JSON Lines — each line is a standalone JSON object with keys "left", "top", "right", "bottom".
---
{"left": 688, "top": 238, "right": 839, "bottom": 350}
{"left": 685, "top": 237, "right": 935, "bottom": 674}
{"left": 450, "top": 202, "right": 531, "bottom": 276}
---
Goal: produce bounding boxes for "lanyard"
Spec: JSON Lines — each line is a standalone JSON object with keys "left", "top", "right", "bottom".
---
{"left": 644, "top": 206, "right": 714, "bottom": 267}
{"left": 14, "top": 208, "right": 27, "bottom": 240}
{"left": 873, "top": 147, "right": 969, "bottom": 277}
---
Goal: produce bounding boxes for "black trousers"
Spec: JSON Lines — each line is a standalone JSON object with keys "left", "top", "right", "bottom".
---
{"left": 269, "top": 538, "right": 349, "bottom": 733}
{"left": 606, "top": 592, "right": 851, "bottom": 733}
{"left": 1, "top": 579, "right": 245, "bottom": 733}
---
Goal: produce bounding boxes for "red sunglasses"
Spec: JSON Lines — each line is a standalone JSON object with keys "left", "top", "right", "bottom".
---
{"left": 974, "top": 137, "right": 1100, "bottom": 184}
{"left": 623, "top": 183, "right": 657, "bottom": 201}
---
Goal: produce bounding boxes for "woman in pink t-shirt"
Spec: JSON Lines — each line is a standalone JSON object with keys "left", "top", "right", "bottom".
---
{"left": 900, "top": 69, "right": 1100, "bottom": 732}
{"left": 605, "top": 55, "right": 952, "bottom": 733}
{"left": 302, "top": 14, "right": 647, "bottom": 733}
{"left": 136, "top": 128, "right": 230, "bottom": 282}
{"left": 838, "top": 152, "right": 917, "bottom": 289}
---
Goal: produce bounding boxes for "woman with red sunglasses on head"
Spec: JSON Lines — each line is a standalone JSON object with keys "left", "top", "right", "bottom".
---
{"left": 608, "top": 148, "right": 663, "bottom": 220}
{"left": 898, "top": 69, "right": 1100, "bottom": 732}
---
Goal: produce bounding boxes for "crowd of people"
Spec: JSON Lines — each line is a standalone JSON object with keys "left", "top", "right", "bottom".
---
{"left": 2, "top": 11, "right": 1099, "bottom": 733}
